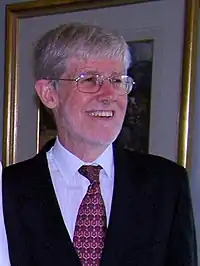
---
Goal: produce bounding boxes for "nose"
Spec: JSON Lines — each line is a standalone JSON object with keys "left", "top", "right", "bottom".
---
{"left": 97, "top": 79, "right": 118, "bottom": 102}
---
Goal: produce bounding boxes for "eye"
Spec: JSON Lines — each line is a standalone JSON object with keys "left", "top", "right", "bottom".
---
{"left": 82, "top": 75, "right": 97, "bottom": 85}
{"left": 112, "top": 77, "right": 123, "bottom": 84}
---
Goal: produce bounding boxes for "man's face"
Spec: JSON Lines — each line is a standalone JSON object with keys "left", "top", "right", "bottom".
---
{"left": 53, "top": 58, "right": 128, "bottom": 151}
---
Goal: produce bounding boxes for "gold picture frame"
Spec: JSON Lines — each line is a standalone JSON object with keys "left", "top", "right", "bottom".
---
{"left": 2, "top": 0, "right": 198, "bottom": 168}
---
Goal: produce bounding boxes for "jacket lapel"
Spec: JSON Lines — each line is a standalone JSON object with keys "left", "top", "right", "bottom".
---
{"left": 100, "top": 144, "right": 157, "bottom": 266}
{"left": 100, "top": 145, "right": 138, "bottom": 265}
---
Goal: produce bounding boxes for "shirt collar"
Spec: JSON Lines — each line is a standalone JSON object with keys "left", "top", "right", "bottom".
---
{"left": 51, "top": 137, "right": 113, "bottom": 179}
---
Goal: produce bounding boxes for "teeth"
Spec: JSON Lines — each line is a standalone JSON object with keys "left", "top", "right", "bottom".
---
{"left": 88, "top": 111, "right": 113, "bottom": 117}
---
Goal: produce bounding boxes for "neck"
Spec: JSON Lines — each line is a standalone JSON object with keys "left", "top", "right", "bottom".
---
{"left": 57, "top": 135, "right": 109, "bottom": 162}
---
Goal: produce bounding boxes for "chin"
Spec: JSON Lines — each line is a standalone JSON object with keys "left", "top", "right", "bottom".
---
{"left": 89, "top": 132, "right": 119, "bottom": 147}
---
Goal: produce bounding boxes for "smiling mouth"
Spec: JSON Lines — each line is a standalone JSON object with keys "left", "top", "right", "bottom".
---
{"left": 87, "top": 110, "right": 114, "bottom": 117}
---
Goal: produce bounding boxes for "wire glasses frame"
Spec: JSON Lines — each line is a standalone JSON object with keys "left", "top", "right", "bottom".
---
{"left": 47, "top": 73, "right": 135, "bottom": 95}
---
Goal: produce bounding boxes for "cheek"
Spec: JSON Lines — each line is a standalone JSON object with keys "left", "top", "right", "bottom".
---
{"left": 62, "top": 94, "right": 87, "bottom": 121}
{"left": 118, "top": 97, "right": 128, "bottom": 114}
{"left": 59, "top": 89, "right": 79, "bottom": 110}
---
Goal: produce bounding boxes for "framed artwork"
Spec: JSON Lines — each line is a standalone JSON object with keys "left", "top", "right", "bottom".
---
{"left": 2, "top": 0, "right": 198, "bottom": 168}
{"left": 119, "top": 40, "right": 153, "bottom": 153}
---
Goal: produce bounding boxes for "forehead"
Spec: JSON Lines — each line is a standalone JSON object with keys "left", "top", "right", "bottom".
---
{"left": 67, "top": 58, "right": 125, "bottom": 76}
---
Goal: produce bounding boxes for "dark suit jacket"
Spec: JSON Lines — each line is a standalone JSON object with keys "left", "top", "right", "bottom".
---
{"left": 2, "top": 141, "right": 197, "bottom": 266}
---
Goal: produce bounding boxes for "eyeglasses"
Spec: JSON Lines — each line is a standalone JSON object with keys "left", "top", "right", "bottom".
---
{"left": 48, "top": 73, "right": 135, "bottom": 95}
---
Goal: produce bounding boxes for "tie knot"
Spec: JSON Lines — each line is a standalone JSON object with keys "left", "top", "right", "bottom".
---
{"left": 78, "top": 165, "right": 102, "bottom": 184}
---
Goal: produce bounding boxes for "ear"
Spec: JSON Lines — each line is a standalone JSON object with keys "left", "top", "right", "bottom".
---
{"left": 35, "top": 80, "right": 58, "bottom": 109}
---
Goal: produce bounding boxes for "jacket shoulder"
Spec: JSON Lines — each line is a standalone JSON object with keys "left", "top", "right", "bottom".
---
{"left": 120, "top": 148, "right": 188, "bottom": 184}
{"left": 3, "top": 138, "right": 55, "bottom": 178}
{"left": 3, "top": 153, "right": 43, "bottom": 175}
{"left": 126, "top": 148, "right": 185, "bottom": 168}
{"left": 2, "top": 151, "right": 48, "bottom": 195}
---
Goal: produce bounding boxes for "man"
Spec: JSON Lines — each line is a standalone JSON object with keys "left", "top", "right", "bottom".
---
{"left": 0, "top": 23, "right": 197, "bottom": 266}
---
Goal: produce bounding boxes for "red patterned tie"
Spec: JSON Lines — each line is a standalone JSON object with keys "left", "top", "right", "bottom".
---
{"left": 73, "top": 165, "right": 107, "bottom": 266}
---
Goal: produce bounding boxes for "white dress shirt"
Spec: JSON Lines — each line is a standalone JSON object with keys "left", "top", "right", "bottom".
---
{"left": 0, "top": 138, "right": 114, "bottom": 265}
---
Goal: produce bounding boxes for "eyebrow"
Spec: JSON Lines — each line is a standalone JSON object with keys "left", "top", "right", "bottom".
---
{"left": 79, "top": 71, "right": 124, "bottom": 76}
